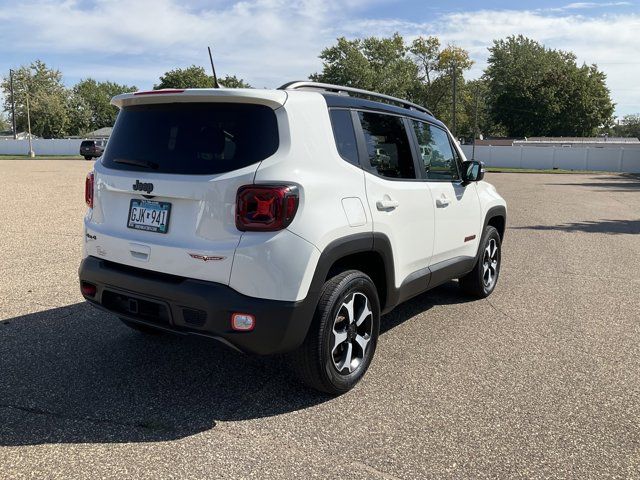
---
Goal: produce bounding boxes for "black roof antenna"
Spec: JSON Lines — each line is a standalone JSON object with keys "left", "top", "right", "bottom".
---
{"left": 208, "top": 46, "right": 220, "bottom": 88}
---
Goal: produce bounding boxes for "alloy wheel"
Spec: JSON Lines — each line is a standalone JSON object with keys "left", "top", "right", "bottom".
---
{"left": 330, "top": 292, "right": 373, "bottom": 374}
{"left": 482, "top": 238, "right": 499, "bottom": 288}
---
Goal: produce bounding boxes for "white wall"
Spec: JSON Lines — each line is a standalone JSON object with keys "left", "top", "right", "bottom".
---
{"left": 460, "top": 145, "right": 640, "bottom": 173}
{"left": 2, "top": 139, "right": 640, "bottom": 173}
{"left": 0, "top": 139, "right": 83, "bottom": 156}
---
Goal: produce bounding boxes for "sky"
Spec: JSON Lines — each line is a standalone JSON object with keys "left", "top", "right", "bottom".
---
{"left": 0, "top": 0, "right": 638, "bottom": 116}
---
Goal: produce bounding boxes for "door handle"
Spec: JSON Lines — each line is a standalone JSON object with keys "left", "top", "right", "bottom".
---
{"left": 376, "top": 198, "right": 399, "bottom": 210}
{"left": 436, "top": 195, "right": 450, "bottom": 208}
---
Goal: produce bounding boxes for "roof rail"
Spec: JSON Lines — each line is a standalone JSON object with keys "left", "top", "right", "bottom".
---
{"left": 278, "top": 81, "right": 434, "bottom": 117}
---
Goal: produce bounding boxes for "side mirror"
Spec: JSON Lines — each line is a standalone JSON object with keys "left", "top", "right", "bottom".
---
{"left": 462, "top": 160, "right": 485, "bottom": 183}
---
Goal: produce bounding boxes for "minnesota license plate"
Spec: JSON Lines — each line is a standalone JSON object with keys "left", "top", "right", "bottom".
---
{"left": 127, "top": 199, "right": 171, "bottom": 234}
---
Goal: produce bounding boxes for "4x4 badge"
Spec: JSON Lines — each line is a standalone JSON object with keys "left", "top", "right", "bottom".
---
{"left": 133, "top": 180, "right": 154, "bottom": 194}
{"left": 188, "top": 253, "right": 226, "bottom": 262}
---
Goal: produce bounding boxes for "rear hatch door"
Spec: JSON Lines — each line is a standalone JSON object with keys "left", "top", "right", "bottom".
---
{"left": 86, "top": 93, "right": 284, "bottom": 284}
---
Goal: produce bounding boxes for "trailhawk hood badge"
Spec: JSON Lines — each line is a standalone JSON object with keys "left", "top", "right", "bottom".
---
{"left": 188, "top": 253, "right": 226, "bottom": 262}
{"left": 133, "top": 180, "right": 154, "bottom": 194}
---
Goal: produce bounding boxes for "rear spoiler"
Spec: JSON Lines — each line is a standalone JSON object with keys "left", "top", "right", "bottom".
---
{"left": 111, "top": 88, "right": 288, "bottom": 110}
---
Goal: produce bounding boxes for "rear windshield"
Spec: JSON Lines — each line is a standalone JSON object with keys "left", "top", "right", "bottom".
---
{"left": 81, "top": 140, "right": 95, "bottom": 147}
{"left": 101, "top": 103, "right": 279, "bottom": 175}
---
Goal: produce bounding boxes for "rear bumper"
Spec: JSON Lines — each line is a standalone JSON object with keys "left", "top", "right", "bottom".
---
{"left": 80, "top": 149, "right": 100, "bottom": 157}
{"left": 78, "top": 256, "right": 317, "bottom": 355}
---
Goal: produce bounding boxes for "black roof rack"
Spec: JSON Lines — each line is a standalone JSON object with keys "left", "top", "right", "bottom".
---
{"left": 278, "top": 81, "right": 434, "bottom": 117}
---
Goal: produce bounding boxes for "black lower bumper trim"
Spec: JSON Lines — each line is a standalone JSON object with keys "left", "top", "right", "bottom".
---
{"left": 79, "top": 256, "right": 318, "bottom": 355}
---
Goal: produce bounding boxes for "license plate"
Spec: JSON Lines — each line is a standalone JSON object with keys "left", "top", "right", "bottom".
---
{"left": 127, "top": 199, "right": 171, "bottom": 234}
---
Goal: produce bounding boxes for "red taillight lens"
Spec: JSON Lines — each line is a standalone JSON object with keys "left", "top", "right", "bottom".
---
{"left": 236, "top": 185, "right": 299, "bottom": 232}
{"left": 85, "top": 172, "right": 94, "bottom": 208}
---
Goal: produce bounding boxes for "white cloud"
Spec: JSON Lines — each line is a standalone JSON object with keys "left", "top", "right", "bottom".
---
{"left": 560, "top": 2, "right": 632, "bottom": 9}
{"left": 428, "top": 10, "right": 640, "bottom": 115}
{"left": 0, "top": 1, "right": 638, "bottom": 115}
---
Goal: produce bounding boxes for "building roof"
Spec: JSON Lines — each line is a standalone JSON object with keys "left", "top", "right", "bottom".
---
{"left": 84, "top": 127, "right": 113, "bottom": 138}
{"left": 515, "top": 137, "right": 640, "bottom": 144}
{"left": 0, "top": 131, "right": 35, "bottom": 140}
{"left": 473, "top": 138, "right": 517, "bottom": 146}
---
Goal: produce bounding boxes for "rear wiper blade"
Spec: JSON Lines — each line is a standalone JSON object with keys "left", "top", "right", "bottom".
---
{"left": 113, "top": 158, "right": 159, "bottom": 169}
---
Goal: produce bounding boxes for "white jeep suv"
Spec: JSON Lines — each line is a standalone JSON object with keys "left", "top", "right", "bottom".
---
{"left": 79, "top": 82, "right": 506, "bottom": 394}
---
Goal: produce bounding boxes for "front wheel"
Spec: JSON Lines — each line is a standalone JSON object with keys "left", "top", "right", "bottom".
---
{"left": 459, "top": 225, "right": 502, "bottom": 298}
{"left": 289, "top": 270, "right": 380, "bottom": 395}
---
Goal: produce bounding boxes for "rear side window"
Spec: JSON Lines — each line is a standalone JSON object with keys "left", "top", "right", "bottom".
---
{"left": 102, "top": 103, "right": 279, "bottom": 175}
{"left": 329, "top": 109, "right": 359, "bottom": 166}
{"left": 357, "top": 111, "right": 416, "bottom": 179}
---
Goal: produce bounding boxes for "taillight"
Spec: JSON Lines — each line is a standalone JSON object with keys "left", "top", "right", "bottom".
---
{"left": 236, "top": 185, "right": 299, "bottom": 232}
{"left": 85, "top": 172, "right": 94, "bottom": 208}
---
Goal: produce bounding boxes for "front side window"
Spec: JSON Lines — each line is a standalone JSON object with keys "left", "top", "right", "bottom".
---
{"left": 412, "top": 121, "right": 460, "bottom": 180}
{"left": 358, "top": 111, "right": 416, "bottom": 179}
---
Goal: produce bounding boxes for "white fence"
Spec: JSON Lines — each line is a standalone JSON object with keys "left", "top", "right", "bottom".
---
{"left": 0, "top": 139, "right": 83, "bottom": 156}
{"left": 460, "top": 145, "right": 640, "bottom": 173}
{"left": 2, "top": 139, "right": 640, "bottom": 173}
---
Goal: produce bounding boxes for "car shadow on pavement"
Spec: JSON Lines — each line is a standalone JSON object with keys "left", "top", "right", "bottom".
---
{"left": 513, "top": 219, "right": 640, "bottom": 235}
{"left": 546, "top": 173, "right": 640, "bottom": 192}
{"left": 0, "top": 282, "right": 472, "bottom": 446}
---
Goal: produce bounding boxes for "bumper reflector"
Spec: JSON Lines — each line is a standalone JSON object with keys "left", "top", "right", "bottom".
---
{"left": 231, "top": 313, "right": 255, "bottom": 331}
{"left": 81, "top": 282, "right": 97, "bottom": 297}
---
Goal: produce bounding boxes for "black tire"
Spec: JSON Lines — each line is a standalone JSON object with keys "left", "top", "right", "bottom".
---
{"left": 119, "top": 318, "right": 165, "bottom": 335}
{"left": 459, "top": 225, "right": 501, "bottom": 298}
{"left": 84, "top": 156, "right": 92, "bottom": 160}
{"left": 289, "top": 270, "right": 380, "bottom": 395}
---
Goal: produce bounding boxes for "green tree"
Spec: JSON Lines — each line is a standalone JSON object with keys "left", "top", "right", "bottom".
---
{"left": 0, "top": 113, "right": 8, "bottom": 132}
{"left": 1, "top": 60, "right": 71, "bottom": 138}
{"left": 219, "top": 74, "right": 251, "bottom": 88}
{"left": 155, "top": 65, "right": 214, "bottom": 89}
{"left": 311, "top": 34, "right": 475, "bottom": 136}
{"left": 66, "top": 91, "right": 93, "bottom": 137}
{"left": 610, "top": 114, "right": 640, "bottom": 138}
{"left": 457, "top": 79, "right": 507, "bottom": 140}
{"left": 311, "top": 34, "right": 419, "bottom": 100}
{"left": 485, "top": 35, "right": 614, "bottom": 137}
{"left": 155, "top": 66, "right": 251, "bottom": 89}
{"left": 409, "top": 37, "right": 474, "bottom": 134}
{"left": 73, "top": 79, "right": 137, "bottom": 131}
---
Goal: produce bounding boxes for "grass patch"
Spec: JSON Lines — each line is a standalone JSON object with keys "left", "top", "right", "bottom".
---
{"left": 0, "top": 155, "right": 85, "bottom": 160}
{"left": 486, "top": 167, "right": 616, "bottom": 174}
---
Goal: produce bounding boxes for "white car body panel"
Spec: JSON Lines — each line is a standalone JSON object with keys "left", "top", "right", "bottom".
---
{"left": 363, "top": 173, "right": 435, "bottom": 289}
{"left": 426, "top": 181, "right": 482, "bottom": 265}
{"left": 254, "top": 92, "right": 371, "bottom": 253}
{"left": 229, "top": 229, "right": 320, "bottom": 302}
{"left": 111, "top": 88, "right": 288, "bottom": 109}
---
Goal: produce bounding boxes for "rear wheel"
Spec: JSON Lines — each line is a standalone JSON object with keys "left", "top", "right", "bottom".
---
{"left": 119, "top": 318, "right": 164, "bottom": 335}
{"left": 459, "top": 225, "right": 501, "bottom": 298}
{"left": 84, "top": 156, "right": 92, "bottom": 160}
{"left": 289, "top": 270, "right": 380, "bottom": 395}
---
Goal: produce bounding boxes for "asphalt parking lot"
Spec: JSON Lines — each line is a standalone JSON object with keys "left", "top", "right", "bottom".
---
{"left": 1, "top": 160, "right": 639, "bottom": 479}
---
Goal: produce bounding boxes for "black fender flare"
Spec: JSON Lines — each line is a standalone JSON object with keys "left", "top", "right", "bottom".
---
{"left": 304, "top": 232, "right": 396, "bottom": 314}
{"left": 483, "top": 205, "right": 507, "bottom": 235}
{"left": 475, "top": 205, "right": 507, "bottom": 262}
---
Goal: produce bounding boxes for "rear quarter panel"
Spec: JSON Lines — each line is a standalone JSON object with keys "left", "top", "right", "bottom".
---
{"left": 230, "top": 92, "right": 373, "bottom": 301}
